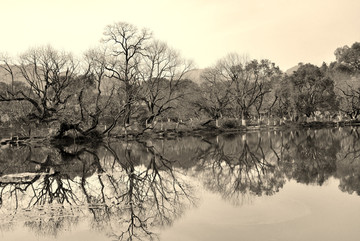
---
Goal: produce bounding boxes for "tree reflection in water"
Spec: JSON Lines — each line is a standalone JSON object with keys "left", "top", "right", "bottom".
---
{"left": 336, "top": 127, "right": 360, "bottom": 195}
{"left": 0, "top": 140, "right": 195, "bottom": 240}
{"left": 280, "top": 129, "right": 340, "bottom": 186}
{"left": 1, "top": 127, "right": 360, "bottom": 239}
{"left": 193, "top": 132, "right": 286, "bottom": 205}
{"left": 82, "top": 141, "right": 195, "bottom": 240}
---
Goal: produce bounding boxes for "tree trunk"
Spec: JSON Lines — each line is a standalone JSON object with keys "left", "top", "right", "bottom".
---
{"left": 242, "top": 118, "right": 246, "bottom": 126}
{"left": 241, "top": 111, "right": 246, "bottom": 126}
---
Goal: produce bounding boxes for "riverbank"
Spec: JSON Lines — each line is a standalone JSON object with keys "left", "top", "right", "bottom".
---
{"left": 1, "top": 119, "right": 360, "bottom": 145}
{"left": 115, "top": 119, "right": 360, "bottom": 140}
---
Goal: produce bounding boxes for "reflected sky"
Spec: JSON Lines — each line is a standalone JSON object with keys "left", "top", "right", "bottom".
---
{"left": 161, "top": 178, "right": 360, "bottom": 241}
{"left": 1, "top": 127, "right": 360, "bottom": 240}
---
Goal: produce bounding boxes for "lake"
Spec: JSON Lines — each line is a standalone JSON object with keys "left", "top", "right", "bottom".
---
{"left": 1, "top": 127, "right": 360, "bottom": 241}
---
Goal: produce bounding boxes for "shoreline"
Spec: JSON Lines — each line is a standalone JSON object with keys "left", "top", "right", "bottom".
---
{"left": 114, "top": 119, "right": 360, "bottom": 140}
{"left": 1, "top": 120, "right": 360, "bottom": 145}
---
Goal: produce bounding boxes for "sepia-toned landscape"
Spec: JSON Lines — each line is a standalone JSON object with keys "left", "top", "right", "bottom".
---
{"left": 1, "top": 0, "right": 360, "bottom": 240}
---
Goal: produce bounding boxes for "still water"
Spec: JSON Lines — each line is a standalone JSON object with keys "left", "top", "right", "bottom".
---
{"left": 1, "top": 127, "right": 360, "bottom": 240}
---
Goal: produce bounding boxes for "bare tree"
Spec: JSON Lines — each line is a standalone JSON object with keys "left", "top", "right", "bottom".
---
{"left": 0, "top": 46, "right": 78, "bottom": 123}
{"left": 139, "top": 40, "right": 193, "bottom": 128}
{"left": 195, "top": 67, "right": 233, "bottom": 127}
{"left": 102, "top": 22, "right": 152, "bottom": 128}
{"left": 329, "top": 62, "right": 360, "bottom": 119}
{"left": 66, "top": 47, "right": 118, "bottom": 137}
{"left": 0, "top": 53, "right": 15, "bottom": 92}
{"left": 0, "top": 53, "right": 33, "bottom": 122}
{"left": 201, "top": 53, "right": 281, "bottom": 124}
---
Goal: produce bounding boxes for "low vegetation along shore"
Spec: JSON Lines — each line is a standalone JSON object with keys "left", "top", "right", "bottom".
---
{"left": 1, "top": 117, "right": 359, "bottom": 147}
{"left": 1, "top": 21, "right": 360, "bottom": 143}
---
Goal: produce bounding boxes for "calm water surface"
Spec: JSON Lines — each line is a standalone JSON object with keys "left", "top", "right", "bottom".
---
{"left": 1, "top": 127, "right": 360, "bottom": 240}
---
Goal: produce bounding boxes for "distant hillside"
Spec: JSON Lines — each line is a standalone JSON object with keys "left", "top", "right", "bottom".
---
{"left": 285, "top": 64, "right": 301, "bottom": 75}
{"left": 183, "top": 69, "right": 205, "bottom": 85}
{"left": 1, "top": 65, "right": 207, "bottom": 85}
{"left": 1, "top": 65, "right": 306, "bottom": 87}
{"left": 0, "top": 65, "right": 26, "bottom": 84}
{"left": 0, "top": 66, "right": 209, "bottom": 93}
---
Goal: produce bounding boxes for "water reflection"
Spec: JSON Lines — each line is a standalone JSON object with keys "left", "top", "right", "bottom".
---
{"left": 193, "top": 133, "right": 285, "bottom": 205}
{"left": 0, "top": 141, "right": 195, "bottom": 240}
{"left": 336, "top": 127, "right": 360, "bottom": 195}
{"left": 0, "top": 127, "right": 360, "bottom": 240}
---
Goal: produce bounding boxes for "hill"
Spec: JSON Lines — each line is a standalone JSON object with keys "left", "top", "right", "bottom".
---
{"left": 285, "top": 64, "right": 301, "bottom": 75}
{"left": 183, "top": 69, "right": 205, "bottom": 85}
{"left": 0, "top": 65, "right": 26, "bottom": 84}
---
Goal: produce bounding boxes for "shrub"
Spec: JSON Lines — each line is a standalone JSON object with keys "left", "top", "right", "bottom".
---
{"left": 221, "top": 119, "right": 239, "bottom": 129}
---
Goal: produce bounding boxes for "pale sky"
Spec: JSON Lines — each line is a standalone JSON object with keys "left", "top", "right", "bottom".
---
{"left": 1, "top": 0, "right": 359, "bottom": 71}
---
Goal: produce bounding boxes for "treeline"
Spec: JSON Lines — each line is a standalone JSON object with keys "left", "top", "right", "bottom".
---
{"left": 0, "top": 21, "right": 359, "bottom": 138}
{"left": 0, "top": 22, "right": 194, "bottom": 138}
{"left": 196, "top": 42, "right": 360, "bottom": 126}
